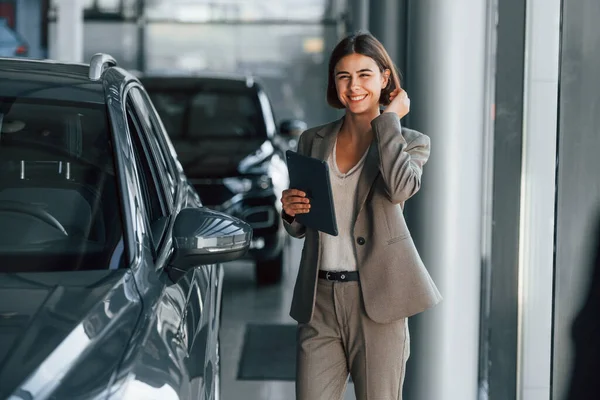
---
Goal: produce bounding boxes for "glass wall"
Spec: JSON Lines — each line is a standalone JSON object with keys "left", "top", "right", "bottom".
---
{"left": 144, "top": 0, "right": 346, "bottom": 128}
{"left": 48, "top": 0, "right": 347, "bottom": 128}
{"left": 145, "top": 22, "right": 341, "bottom": 127}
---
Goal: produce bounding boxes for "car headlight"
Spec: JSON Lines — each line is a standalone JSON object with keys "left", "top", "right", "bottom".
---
{"left": 255, "top": 175, "right": 272, "bottom": 190}
{"left": 223, "top": 176, "right": 273, "bottom": 194}
{"left": 223, "top": 177, "right": 253, "bottom": 194}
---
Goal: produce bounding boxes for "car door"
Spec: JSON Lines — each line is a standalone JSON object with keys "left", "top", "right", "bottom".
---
{"left": 129, "top": 86, "right": 218, "bottom": 394}
{"left": 102, "top": 87, "right": 189, "bottom": 398}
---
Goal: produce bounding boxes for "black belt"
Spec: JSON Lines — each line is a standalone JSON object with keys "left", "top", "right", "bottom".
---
{"left": 318, "top": 270, "right": 359, "bottom": 282}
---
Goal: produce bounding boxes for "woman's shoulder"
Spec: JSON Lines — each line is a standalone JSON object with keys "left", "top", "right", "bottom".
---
{"left": 296, "top": 120, "right": 339, "bottom": 155}
{"left": 299, "top": 118, "right": 342, "bottom": 142}
{"left": 400, "top": 127, "right": 430, "bottom": 147}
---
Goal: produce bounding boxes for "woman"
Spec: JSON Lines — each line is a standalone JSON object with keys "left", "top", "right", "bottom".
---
{"left": 281, "top": 32, "right": 441, "bottom": 400}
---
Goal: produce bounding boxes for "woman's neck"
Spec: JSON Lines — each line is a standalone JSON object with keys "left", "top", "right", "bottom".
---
{"left": 340, "top": 108, "right": 380, "bottom": 143}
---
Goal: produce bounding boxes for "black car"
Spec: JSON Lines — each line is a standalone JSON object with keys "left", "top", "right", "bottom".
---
{"left": 0, "top": 54, "right": 251, "bottom": 399}
{"left": 142, "top": 73, "right": 306, "bottom": 285}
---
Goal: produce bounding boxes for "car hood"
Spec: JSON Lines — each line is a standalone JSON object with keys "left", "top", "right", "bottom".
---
{"left": 173, "top": 137, "right": 275, "bottom": 178}
{"left": 0, "top": 269, "right": 139, "bottom": 399}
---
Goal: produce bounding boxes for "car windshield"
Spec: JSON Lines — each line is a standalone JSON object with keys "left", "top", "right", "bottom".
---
{"left": 148, "top": 88, "right": 267, "bottom": 139}
{"left": 0, "top": 97, "right": 125, "bottom": 272}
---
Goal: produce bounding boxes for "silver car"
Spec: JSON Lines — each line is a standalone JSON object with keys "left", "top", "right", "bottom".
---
{"left": 0, "top": 54, "right": 251, "bottom": 399}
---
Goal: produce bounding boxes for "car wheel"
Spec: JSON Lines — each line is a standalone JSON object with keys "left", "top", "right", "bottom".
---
{"left": 255, "top": 251, "right": 284, "bottom": 285}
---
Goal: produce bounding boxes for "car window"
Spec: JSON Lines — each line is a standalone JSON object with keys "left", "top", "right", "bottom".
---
{"left": 0, "top": 97, "right": 126, "bottom": 272}
{"left": 147, "top": 87, "right": 267, "bottom": 139}
{"left": 126, "top": 105, "right": 164, "bottom": 223}
{"left": 125, "top": 92, "right": 171, "bottom": 251}
{"left": 129, "top": 87, "right": 177, "bottom": 202}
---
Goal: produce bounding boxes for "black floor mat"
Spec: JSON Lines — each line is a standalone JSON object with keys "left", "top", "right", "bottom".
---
{"left": 237, "top": 323, "right": 297, "bottom": 381}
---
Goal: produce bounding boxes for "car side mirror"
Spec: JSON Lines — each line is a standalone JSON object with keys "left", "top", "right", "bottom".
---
{"left": 279, "top": 119, "right": 307, "bottom": 138}
{"left": 167, "top": 207, "right": 252, "bottom": 282}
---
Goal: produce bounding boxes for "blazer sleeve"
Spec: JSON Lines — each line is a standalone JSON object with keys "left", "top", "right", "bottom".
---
{"left": 371, "top": 112, "right": 431, "bottom": 204}
{"left": 281, "top": 131, "right": 310, "bottom": 239}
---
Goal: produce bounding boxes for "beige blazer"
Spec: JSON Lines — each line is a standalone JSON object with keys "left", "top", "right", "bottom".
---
{"left": 283, "top": 112, "right": 442, "bottom": 324}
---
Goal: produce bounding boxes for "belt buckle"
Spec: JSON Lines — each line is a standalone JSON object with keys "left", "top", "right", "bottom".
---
{"left": 325, "top": 271, "right": 333, "bottom": 281}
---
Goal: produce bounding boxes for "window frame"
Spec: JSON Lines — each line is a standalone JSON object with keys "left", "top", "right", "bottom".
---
{"left": 125, "top": 104, "right": 164, "bottom": 220}
{"left": 128, "top": 86, "right": 178, "bottom": 210}
{"left": 124, "top": 88, "right": 171, "bottom": 251}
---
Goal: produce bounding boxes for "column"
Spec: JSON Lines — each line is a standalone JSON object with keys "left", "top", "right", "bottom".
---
{"left": 347, "top": 0, "right": 368, "bottom": 33}
{"left": 52, "top": 0, "right": 84, "bottom": 63}
{"left": 519, "top": 0, "right": 561, "bottom": 398}
{"left": 403, "top": 1, "right": 489, "bottom": 399}
{"left": 368, "top": 0, "right": 399, "bottom": 65}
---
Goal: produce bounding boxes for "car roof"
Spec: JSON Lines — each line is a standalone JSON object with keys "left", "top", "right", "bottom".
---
{"left": 0, "top": 58, "right": 107, "bottom": 104}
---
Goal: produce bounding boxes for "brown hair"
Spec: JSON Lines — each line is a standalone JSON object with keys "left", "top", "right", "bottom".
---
{"left": 326, "top": 31, "right": 401, "bottom": 109}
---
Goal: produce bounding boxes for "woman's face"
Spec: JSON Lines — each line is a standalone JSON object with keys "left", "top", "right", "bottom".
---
{"left": 334, "top": 53, "right": 390, "bottom": 115}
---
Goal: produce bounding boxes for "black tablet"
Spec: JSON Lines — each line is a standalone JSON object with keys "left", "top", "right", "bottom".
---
{"left": 285, "top": 150, "right": 338, "bottom": 236}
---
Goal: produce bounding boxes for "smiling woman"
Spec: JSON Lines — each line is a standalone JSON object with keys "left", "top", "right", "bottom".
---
{"left": 326, "top": 33, "right": 401, "bottom": 111}
{"left": 281, "top": 31, "right": 440, "bottom": 400}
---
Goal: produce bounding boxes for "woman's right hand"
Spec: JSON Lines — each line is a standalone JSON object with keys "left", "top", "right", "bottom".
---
{"left": 281, "top": 189, "right": 311, "bottom": 217}
{"left": 383, "top": 88, "right": 410, "bottom": 119}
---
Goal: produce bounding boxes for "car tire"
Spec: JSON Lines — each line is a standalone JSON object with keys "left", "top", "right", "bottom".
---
{"left": 255, "top": 251, "right": 284, "bottom": 285}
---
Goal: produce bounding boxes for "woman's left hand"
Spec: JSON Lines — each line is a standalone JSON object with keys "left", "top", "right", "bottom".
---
{"left": 383, "top": 88, "right": 410, "bottom": 119}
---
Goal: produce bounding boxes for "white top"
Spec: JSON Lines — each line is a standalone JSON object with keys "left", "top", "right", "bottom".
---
{"left": 319, "top": 138, "right": 369, "bottom": 272}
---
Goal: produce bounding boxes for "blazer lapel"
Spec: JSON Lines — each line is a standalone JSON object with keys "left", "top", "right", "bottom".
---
{"left": 355, "top": 138, "right": 380, "bottom": 218}
{"left": 309, "top": 117, "right": 379, "bottom": 219}
{"left": 311, "top": 117, "right": 343, "bottom": 161}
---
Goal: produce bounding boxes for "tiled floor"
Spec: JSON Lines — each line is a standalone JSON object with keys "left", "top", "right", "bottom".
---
{"left": 220, "top": 237, "right": 356, "bottom": 400}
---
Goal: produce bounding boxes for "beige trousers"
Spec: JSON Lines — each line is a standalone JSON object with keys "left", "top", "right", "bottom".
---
{"left": 296, "top": 279, "right": 410, "bottom": 400}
